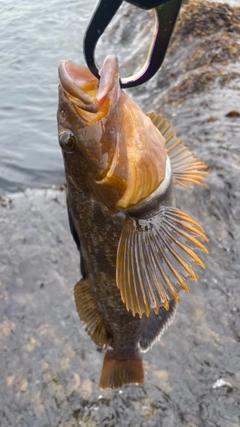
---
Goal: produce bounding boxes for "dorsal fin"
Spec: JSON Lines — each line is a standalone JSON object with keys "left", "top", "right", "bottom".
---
{"left": 74, "top": 280, "right": 111, "bottom": 348}
{"left": 146, "top": 111, "right": 208, "bottom": 190}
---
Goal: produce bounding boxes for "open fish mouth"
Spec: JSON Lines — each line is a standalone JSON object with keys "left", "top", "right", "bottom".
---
{"left": 58, "top": 56, "right": 120, "bottom": 121}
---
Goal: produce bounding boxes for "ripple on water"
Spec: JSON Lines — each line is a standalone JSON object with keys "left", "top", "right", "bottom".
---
{"left": 0, "top": 0, "right": 96, "bottom": 193}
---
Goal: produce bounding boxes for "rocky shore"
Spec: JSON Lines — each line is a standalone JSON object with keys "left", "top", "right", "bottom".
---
{"left": 1, "top": 1, "right": 240, "bottom": 426}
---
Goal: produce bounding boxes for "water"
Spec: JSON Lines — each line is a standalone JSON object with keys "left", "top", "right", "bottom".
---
{"left": 0, "top": 0, "right": 238, "bottom": 193}
{"left": 0, "top": 0, "right": 96, "bottom": 192}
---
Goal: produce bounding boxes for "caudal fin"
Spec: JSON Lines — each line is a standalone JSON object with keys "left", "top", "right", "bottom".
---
{"left": 99, "top": 350, "right": 144, "bottom": 389}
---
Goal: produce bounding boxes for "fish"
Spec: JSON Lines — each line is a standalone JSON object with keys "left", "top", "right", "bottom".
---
{"left": 57, "top": 55, "right": 209, "bottom": 390}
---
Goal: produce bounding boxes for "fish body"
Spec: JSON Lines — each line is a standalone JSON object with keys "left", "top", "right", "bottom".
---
{"left": 57, "top": 55, "right": 208, "bottom": 389}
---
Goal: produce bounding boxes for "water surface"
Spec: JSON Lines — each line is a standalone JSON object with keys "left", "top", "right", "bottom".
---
{"left": 0, "top": 0, "right": 96, "bottom": 192}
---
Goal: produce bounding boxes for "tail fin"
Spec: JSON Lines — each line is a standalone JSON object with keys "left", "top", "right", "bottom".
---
{"left": 99, "top": 350, "right": 144, "bottom": 389}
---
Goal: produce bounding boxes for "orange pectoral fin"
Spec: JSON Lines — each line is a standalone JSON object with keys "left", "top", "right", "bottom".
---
{"left": 116, "top": 208, "right": 208, "bottom": 318}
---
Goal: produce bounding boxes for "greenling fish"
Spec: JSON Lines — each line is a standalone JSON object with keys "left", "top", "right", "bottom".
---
{"left": 57, "top": 55, "right": 208, "bottom": 389}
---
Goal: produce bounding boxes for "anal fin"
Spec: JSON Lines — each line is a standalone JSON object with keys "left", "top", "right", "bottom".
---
{"left": 74, "top": 280, "right": 111, "bottom": 348}
{"left": 139, "top": 300, "right": 177, "bottom": 352}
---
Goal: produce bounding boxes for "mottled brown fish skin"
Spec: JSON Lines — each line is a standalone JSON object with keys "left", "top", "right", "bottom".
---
{"left": 57, "top": 55, "right": 209, "bottom": 389}
{"left": 68, "top": 184, "right": 146, "bottom": 388}
{"left": 57, "top": 56, "right": 177, "bottom": 389}
{"left": 65, "top": 171, "right": 176, "bottom": 389}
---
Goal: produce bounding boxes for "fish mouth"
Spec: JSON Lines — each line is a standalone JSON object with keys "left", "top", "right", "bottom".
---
{"left": 58, "top": 56, "right": 120, "bottom": 121}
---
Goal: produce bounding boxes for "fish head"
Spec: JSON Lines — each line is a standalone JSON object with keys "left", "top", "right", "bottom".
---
{"left": 57, "top": 56, "right": 122, "bottom": 200}
{"left": 58, "top": 55, "right": 169, "bottom": 211}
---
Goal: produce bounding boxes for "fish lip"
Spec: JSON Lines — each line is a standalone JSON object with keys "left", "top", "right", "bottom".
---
{"left": 58, "top": 60, "right": 99, "bottom": 113}
{"left": 97, "top": 55, "right": 120, "bottom": 106}
{"left": 58, "top": 56, "right": 120, "bottom": 117}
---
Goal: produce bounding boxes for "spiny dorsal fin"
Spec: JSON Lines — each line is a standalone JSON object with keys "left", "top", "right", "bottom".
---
{"left": 146, "top": 111, "right": 208, "bottom": 190}
{"left": 116, "top": 207, "right": 209, "bottom": 318}
{"left": 74, "top": 280, "right": 111, "bottom": 348}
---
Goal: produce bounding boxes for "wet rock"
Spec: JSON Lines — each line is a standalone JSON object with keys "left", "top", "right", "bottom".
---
{"left": 1, "top": 1, "right": 240, "bottom": 426}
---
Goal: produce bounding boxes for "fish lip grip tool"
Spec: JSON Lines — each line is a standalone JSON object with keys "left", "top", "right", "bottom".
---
{"left": 83, "top": 0, "right": 183, "bottom": 88}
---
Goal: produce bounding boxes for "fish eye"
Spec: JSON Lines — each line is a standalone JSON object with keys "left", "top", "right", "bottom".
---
{"left": 59, "top": 130, "right": 75, "bottom": 153}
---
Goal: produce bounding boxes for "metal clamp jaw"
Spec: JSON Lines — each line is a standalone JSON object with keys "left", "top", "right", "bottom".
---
{"left": 84, "top": 0, "right": 183, "bottom": 88}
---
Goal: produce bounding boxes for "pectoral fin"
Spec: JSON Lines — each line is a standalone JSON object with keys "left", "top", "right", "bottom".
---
{"left": 74, "top": 280, "right": 111, "bottom": 348}
{"left": 146, "top": 112, "right": 208, "bottom": 190}
{"left": 116, "top": 207, "right": 208, "bottom": 318}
